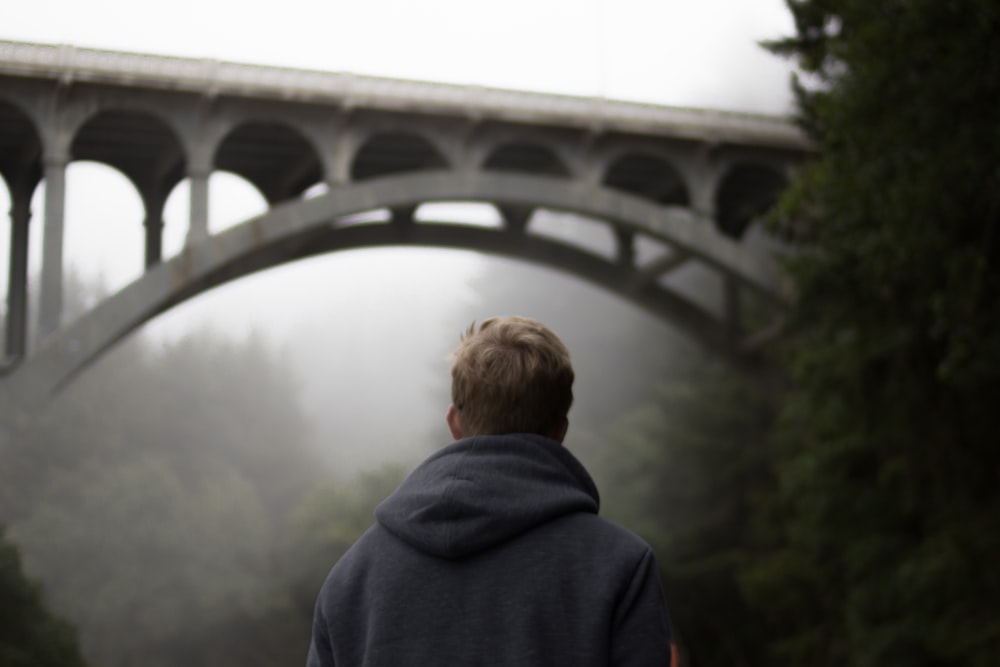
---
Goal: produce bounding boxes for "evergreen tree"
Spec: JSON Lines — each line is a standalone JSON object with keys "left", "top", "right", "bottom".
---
{"left": 743, "top": 2, "right": 1000, "bottom": 665}
{"left": 0, "top": 526, "right": 88, "bottom": 667}
{"left": 597, "top": 345, "right": 776, "bottom": 667}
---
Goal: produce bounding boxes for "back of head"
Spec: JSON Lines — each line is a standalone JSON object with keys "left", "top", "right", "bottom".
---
{"left": 450, "top": 316, "right": 574, "bottom": 439}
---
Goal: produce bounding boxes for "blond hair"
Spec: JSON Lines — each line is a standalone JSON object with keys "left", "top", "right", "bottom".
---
{"left": 450, "top": 316, "right": 574, "bottom": 437}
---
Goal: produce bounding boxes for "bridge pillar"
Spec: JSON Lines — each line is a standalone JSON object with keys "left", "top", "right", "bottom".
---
{"left": 615, "top": 227, "right": 635, "bottom": 269}
{"left": 38, "top": 154, "right": 67, "bottom": 342}
{"left": 689, "top": 147, "right": 719, "bottom": 221}
{"left": 143, "top": 187, "right": 167, "bottom": 267}
{"left": 145, "top": 217, "right": 164, "bottom": 268}
{"left": 187, "top": 166, "right": 210, "bottom": 244}
{"left": 330, "top": 129, "right": 357, "bottom": 185}
{"left": 5, "top": 192, "right": 30, "bottom": 359}
{"left": 497, "top": 205, "right": 532, "bottom": 233}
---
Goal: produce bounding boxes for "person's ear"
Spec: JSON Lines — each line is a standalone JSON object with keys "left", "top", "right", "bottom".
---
{"left": 446, "top": 404, "right": 464, "bottom": 441}
{"left": 551, "top": 417, "right": 569, "bottom": 444}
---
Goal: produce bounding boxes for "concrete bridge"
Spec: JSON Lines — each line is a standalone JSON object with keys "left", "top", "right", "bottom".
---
{"left": 0, "top": 40, "right": 810, "bottom": 414}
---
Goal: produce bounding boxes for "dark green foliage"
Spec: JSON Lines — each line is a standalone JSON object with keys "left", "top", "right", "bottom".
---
{"left": 287, "top": 465, "right": 408, "bottom": 614}
{"left": 0, "top": 525, "right": 88, "bottom": 667}
{"left": 596, "top": 345, "right": 777, "bottom": 667}
{"left": 744, "top": 2, "right": 1000, "bottom": 665}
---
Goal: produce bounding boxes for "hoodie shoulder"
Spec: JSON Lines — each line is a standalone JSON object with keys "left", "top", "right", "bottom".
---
{"left": 375, "top": 434, "right": 600, "bottom": 559}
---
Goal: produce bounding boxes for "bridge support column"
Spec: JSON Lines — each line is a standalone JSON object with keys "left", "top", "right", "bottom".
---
{"left": 690, "top": 148, "right": 719, "bottom": 221}
{"left": 5, "top": 194, "right": 30, "bottom": 359}
{"left": 143, "top": 187, "right": 167, "bottom": 268}
{"left": 145, "top": 217, "right": 163, "bottom": 268}
{"left": 38, "top": 155, "right": 67, "bottom": 342}
{"left": 614, "top": 228, "right": 635, "bottom": 269}
{"left": 498, "top": 205, "right": 532, "bottom": 233}
{"left": 330, "top": 129, "right": 356, "bottom": 185}
{"left": 390, "top": 205, "right": 416, "bottom": 241}
{"left": 187, "top": 167, "right": 210, "bottom": 244}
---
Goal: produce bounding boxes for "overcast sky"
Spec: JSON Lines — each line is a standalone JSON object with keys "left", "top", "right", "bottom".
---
{"left": 3, "top": 0, "right": 796, "bottom": 111}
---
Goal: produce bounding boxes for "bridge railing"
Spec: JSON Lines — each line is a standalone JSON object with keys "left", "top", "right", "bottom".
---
{"left": 0, "top": 39, "right": 807, "bottom": 148}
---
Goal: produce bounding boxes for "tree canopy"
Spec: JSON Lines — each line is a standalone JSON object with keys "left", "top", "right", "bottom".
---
{"left": 743, "top": 1, "right": 1000, "bottom": 665}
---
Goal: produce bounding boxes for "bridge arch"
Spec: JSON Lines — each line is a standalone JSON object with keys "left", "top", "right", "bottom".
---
{"left": 3, "top": 171, "right": 789, "bottom": 412}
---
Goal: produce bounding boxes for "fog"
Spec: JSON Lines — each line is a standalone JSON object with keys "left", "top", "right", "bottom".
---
{"left": 0, "top": 162, "right": 732, "bottom": 474}
{"left": 137, "top": 243, "right": 685, "bottom": 475}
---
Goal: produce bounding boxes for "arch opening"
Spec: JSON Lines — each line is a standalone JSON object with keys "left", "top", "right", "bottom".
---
{"left": 72, "top": 109, "right": 186, "bottom": 199}
{"left": 526, "top": 209, "right": 617, "bottom": 261}
{"left": 61, "top": 161, "right": 145, "bottom": 308}
{"left": 415, "top": 202, "right": 502, "bottom": 228}
{"left": 215, "top": 122, "right": 323, "bottom": 204}
{"left": 482, "top": 143, "right": 569, "bottom": 177}
{"left": 603, "top": 153, "right": 689, "bottom": 206}
{"left": 351, "top": 133, "right": 448, "bottom": 181}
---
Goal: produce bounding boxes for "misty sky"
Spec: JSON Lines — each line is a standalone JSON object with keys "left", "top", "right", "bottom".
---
{"left": 1, "top": 1, "right": 800, "bottom": 467}
{"left": 3, "top": 0, "right": 795, "bottom": 111}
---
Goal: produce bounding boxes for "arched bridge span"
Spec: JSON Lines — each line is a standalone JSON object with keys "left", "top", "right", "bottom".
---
{"left": 4, "top": 172, "right": 790, "bottom": 412}
{"left": 0, "top": 40, "right": 811, "bottom": 413}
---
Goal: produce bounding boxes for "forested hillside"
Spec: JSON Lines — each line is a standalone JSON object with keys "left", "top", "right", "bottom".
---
{"left": 2, "top": 329, "right": 327, "bottom": 667}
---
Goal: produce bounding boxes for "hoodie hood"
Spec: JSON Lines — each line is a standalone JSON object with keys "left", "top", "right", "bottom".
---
{"left": 375, "top": 433, "right": 600, "bottom": 559}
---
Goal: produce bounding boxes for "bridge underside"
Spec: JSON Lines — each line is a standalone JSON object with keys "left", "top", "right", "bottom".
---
{"left": 2, "top": 171, "right": 789, "bottom": 414}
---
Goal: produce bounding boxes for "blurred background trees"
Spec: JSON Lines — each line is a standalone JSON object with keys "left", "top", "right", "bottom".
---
{"left": 596, "top": 349, "right": 776, "bottom": 667}
{"left": 1, "top": 325, "right": 323, "bottom": 667}
{"left": 0, "top": 526, "right": 88, "bottom": 667}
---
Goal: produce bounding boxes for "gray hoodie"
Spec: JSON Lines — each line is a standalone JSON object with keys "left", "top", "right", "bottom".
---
{"left": 307, "top": 433, "right": 673, "bottom": 666}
